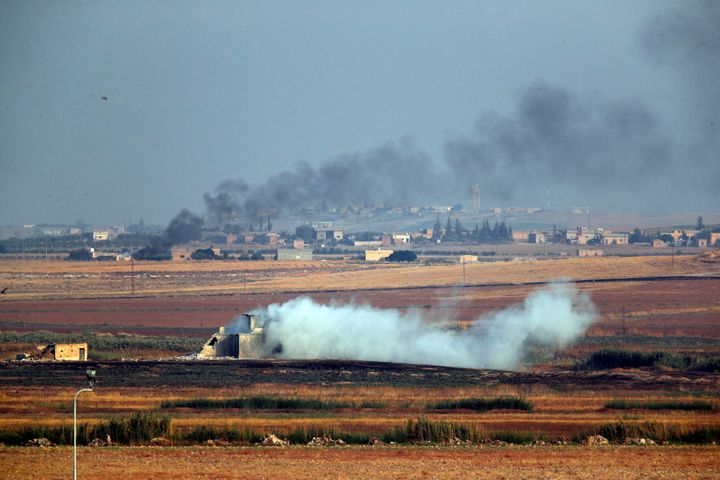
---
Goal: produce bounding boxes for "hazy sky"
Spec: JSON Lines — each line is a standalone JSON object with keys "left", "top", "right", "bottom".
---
{"left": 0, "top": 1, "right": 717, "bottom": 225}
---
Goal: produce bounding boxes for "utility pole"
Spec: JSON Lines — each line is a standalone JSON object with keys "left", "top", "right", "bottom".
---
{"left": 462, "top": 260, "right": 466, "bottom": 286}
{"left": 130, "top": 257, "right": 135, "bottom": 295}
{"left": 671, "top": 248, "right": 675, "bottom": 270}
{"left": 74, "top": 369, "right": 96, "bottom": 480}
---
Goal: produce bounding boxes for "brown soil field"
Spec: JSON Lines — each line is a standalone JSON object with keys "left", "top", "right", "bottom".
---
{"left": 1, "top": 255, "right": 717, "bottom": 299}
{"left": 3, "top": 445, "right": 719, "bottom": 480}
{"left": 1, "top": 279, "right": 718, "bottom": 349}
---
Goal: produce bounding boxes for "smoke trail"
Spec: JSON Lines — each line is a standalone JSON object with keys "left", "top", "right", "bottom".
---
{"left": 260, "top": 283, "right": 595, "bottom": 370}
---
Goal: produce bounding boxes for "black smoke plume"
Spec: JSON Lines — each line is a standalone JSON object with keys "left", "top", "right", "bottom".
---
{"left": 201, "top": 3, "right": 715, "bottom": 214}
{"left": 203, "top": 179, "right": 248, "bottom": 223}
{"left": 134, "top": 209, "right": 204, "bottom": 260}
{"left": 444, "top": 82, "right": 673, "bottom": 208}
{"left": 203, "top": 140, "right": 444, "bottom": 220}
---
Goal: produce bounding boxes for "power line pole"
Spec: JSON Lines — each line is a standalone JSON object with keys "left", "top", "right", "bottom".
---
{"left": 130, "top": 257, "right": 135, "bottom": 295}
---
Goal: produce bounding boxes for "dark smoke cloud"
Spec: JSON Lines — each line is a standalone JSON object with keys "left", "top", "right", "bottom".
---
{"left": 203, "top": 179, "right": 248, "bottom": 223}
{"left": 247, "top": 141, "right": 441, "bottom": 210}
{"left": 444, "top": 82, "right": 673, "bottom": 204}
{"left": 200, "top": 3, "right": 716, "bottom": 215}
{"left": 164, "top": 208, "right": 204, "bottom": 245}
{"left": 134, "top": 208, "right": 204, "bottom": 259}
{"left": 204, "top": 140, "right": 444, "bottom": 220}
{"left": 643, "top": 0, "right": 720, "bottom": 193}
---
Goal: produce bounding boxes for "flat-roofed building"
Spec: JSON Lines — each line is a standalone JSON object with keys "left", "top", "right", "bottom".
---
{"left": 277, "top": 248, "right": 313, "bottom": 261}
{"left": 365, "top": 249, "right": 393, "bottom": 261}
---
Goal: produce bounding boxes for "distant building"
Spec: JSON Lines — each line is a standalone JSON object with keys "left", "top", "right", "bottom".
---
{"left": 652, "top": 239, "right": 667, "bottom": 248}
{"left": 354, "top": 240, "right": 382, "bottom": 247}
{"left": 572, "top": 207, "right": 590, "bottom": 214}
{"left": 602, "top": 233, "right": 629, "bottom": 246}
{"left": 471, "top": 184, "right": 481, "bottom": 212}
{"left": 277, "top": 248, "right": 313, "bottom": 261}
{"left": 528, "top": 231, "right": 546, "bottom": 243}
{"left": 93, "top": 230, "right": 110, "bottom": 241}
{"left": 226, "top": 234, "right": 238, "bottom": 244}
{"left": 392, "top": 233, "right": 410, "bottom": 245}
{"left": 40, "top": 227, "right": 64, "bottom": 236}
{"left": 512, "top": 230, "right": 530, "bottom": 242}
{"left": 171, "top": 246, "right": 194, "bottom": 261}
{"left": 38, "top": 343, "right": 89, "bottom": 361}
{"left": 293, "top": 239, "right": 305, "bottom": 250}
{"left": 577, "top": 248, "right": 604, "bottom": 257}
{"left": 696, "top": 238, "right": 708, "bottom": 248}
{"left": 711, "top": 232, "right": 720, "bottom": 246}
{"left": 315, "top": 228, "right": 344, "bottom": 242}
{"left": 365, "top": 249, "right": 393, "bottom": 261}
{"left": 267, "top": 233, "right": 280, "bottom": 246}
{"left": 311, "top": 221, "right": 333, "bottom": 231}
{"left": 459, "top": 255, "right": 478, "bottom": 264}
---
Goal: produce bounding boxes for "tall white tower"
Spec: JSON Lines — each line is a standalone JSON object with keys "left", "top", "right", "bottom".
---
{"left": 471, "top": 184, "right": 481, "bottom": 212}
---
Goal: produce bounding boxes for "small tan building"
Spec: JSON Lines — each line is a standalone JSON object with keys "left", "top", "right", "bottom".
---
{"left": 37, "top": 343, "right": 89, "bottom": 361}
{"left": 171, "top": 246, "right": 194, "bottom": 261}
{"left": 512, "top": 230, "right": 530, "bottom": 242}
{"left": 365, "top": 249, "right": 393, "bottom": 261}
{"left": 267, "top": 233, "right": 280, "bottom": 246}
{"left": 652, "top": 239, "right": 667, "bottom": 248}
{"left": 602, "top": 233, "right": 629, "bottom": 246}
{"left": 708, "top": 232, "right": 719, "bottom": 245}
{"left": 459, "top": 255, "right": 478, "bottom": 264}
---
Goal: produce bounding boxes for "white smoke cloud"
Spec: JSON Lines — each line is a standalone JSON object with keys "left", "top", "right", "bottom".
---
{"left": 260, "top": 283, "right": 595, "bottom": 370}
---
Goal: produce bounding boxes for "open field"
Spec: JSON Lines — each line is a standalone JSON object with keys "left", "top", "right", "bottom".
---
{"left": 1, "top": 255, "right": 719, "bottom": 476}
{"left": 3, "top": 445, "right": 720, "bottom": 480}
{"left": 0, "top": 360, "right": 717, "bottom": 441}
{"left": 0, "top": 255, "right": 717, "bottom": 299}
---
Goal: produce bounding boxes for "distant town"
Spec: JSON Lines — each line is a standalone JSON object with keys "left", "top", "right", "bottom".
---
{"left": 1, "top": 200, "right": 717, "bottom": 264}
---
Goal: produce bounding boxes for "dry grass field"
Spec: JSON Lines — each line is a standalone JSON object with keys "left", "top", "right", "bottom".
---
{"left": 1, "top": 255, "right": 719, "bottom": 478}
{"left": 0, "top": 255, "right": 717, "bottom": 299}
{"left": 3, "top": 445, "right": 720, "bottom": 480}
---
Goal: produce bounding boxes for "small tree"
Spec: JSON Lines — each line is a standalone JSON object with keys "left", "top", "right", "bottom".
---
{"left": 432, "top": 216, "right": 442, "bottom": 241}
{"left": 697, "top": 216, "right": 705, "bottom": 230}
{"left": 454, "top": 219, "right": 464, "bottom": 242}
{"left": 67, "top": 249, "right": 93, "bottom": 261}
{"left": 387, "top": 250, "right": 417, "bottom": 262}
{"left": 295, "top": 225, "right": 314, "bottom": 243}
{"left": 191, "top": 248, "right": 218, "bottom": 260}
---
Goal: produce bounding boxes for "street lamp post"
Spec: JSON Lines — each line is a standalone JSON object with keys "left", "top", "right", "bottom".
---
{"left": 73, "top": 369, "right": 96, "bottom": 480}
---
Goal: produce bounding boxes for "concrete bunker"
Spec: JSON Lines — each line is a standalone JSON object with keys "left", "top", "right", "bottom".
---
{"left": 199, "top": 313, "right": 281, "bottom": 359}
